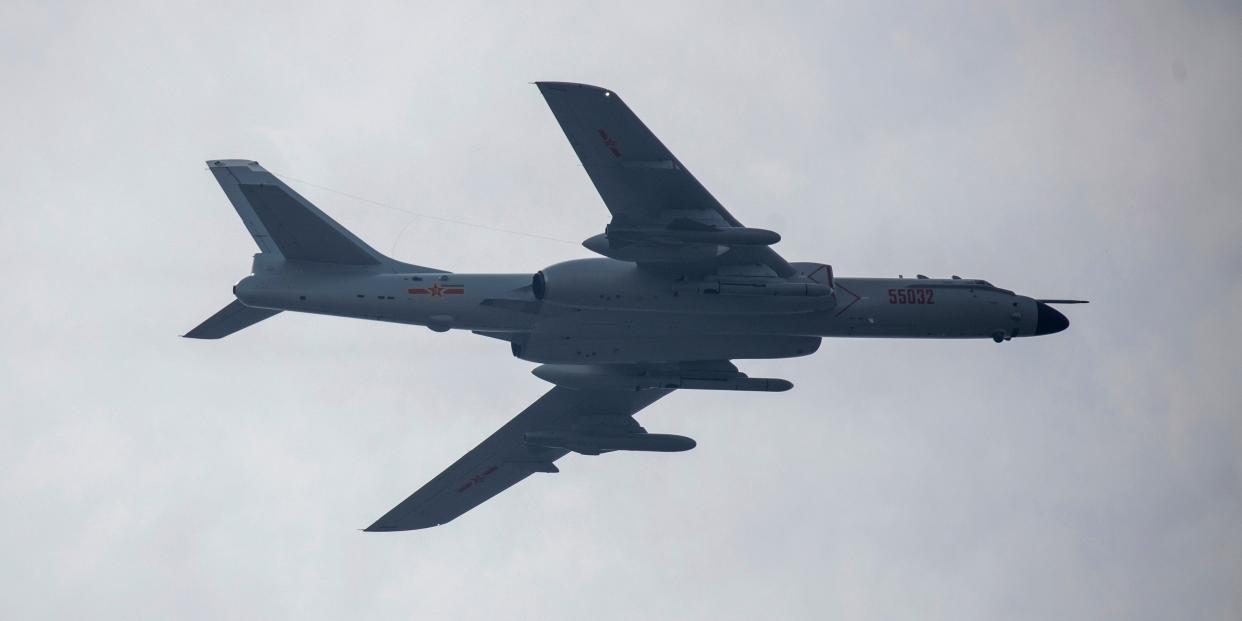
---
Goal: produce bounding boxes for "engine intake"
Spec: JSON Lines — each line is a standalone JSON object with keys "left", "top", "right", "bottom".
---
{"left": 532, "top": 270, "right": 547, "bottom": 300}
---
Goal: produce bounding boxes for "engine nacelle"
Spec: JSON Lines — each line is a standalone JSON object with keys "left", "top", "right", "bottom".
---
{"left": 532, "top": 259, "right": 664, "bottom": 308}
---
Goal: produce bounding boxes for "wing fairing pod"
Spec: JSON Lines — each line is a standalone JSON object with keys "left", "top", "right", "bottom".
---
{"left": 532, "top": 363, "right": 792, "bottom": 392}
{"left": 524, "top": 430, "right": 696, "bottom": 455}
{"left": 582, "top": 225, "right": 782, "bottom": 264}
{"left": 582, "top": 233, "right": 726, "bottom": 263}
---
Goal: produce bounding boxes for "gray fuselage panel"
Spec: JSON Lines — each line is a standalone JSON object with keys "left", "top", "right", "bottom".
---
{"left": 233, "top": 258, "right": 1039, "bottom": 364}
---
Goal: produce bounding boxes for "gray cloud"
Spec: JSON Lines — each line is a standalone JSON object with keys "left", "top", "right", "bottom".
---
{"left": 2, "top": 1, "right": 1239, "bottom": 619}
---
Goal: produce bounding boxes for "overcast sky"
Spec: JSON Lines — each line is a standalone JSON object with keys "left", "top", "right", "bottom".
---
{"left": 2, "top": 1, "right": 1239, "bottom": 619}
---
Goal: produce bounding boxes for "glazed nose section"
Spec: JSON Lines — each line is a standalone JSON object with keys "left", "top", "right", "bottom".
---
{"left": 1035, "top": 302, "right": 1069, "bottom": 335}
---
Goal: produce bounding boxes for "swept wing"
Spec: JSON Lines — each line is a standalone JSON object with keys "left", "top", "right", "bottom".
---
{"left": 369, "top": 83, "right": 804, "bottom": 530}
{"left": 536, "top": 82, "right": 795, "bottom": 277}
{"left": 366, "top": 386, "right": 673, "bottom": 531}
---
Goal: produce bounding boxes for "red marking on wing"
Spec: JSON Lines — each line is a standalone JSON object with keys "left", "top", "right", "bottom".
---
{"left": 597, "top": 128, "right": 622, "bottom": 158}
{"left": 443, "top": 288, "right": 464, "bottom": 295}
{"left": 456, "top": 465, "right": 500, "bottom": 493}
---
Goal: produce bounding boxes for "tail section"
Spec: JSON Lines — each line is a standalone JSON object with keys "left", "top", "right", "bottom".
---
{"left": 188, "top": 159, "right": 444, "bottom": 340}
{"left": 206, "top": 159, "right": 441, "bottom": 270}
{"left": 184, "top": 300, "right": 281, "bottom": 340}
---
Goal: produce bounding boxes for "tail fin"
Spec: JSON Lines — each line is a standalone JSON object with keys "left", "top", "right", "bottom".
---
{"left": 184, "top": 300, "right": 281, "bottom": 340}
{"left": 188, "top": 159, "right": 444, "bottom": 340}
{"left": 206, "top": 159, "right": 440, "bottom": 270}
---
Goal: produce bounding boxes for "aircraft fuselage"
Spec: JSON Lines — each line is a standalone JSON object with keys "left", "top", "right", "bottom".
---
{"left": 234, "top": 256, "right": 1067, "bottom": 365}
{"left": 189, "top": 80, "right": 1086, "bottom": 530}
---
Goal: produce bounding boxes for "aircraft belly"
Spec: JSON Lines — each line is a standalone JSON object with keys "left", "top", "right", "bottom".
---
{"left": 526, "top": 307, "right": 821, "bottom": 338}
{"left": 512, "top": 331, "right": 821, "bottom": 364}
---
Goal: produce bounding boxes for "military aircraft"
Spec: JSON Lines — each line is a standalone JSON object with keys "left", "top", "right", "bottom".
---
{"left": 187, "top": 82, "right": 1085, "bottom": 531}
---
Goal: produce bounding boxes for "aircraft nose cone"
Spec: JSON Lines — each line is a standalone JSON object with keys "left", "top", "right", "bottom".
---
{"left": 1035, "top": 302, "right": 1069, "bottom": 335}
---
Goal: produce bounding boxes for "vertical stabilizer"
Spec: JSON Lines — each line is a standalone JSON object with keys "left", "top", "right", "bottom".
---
{"left": 206, "top": 159, "right": 441, "bottom": 271}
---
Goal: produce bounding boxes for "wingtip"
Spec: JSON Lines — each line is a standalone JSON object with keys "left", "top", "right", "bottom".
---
{"left": 362, "top": 523, "right": 439, "bottom": 533}
{"left": 534, "top": 81, "right": 613, "bottom": 95}
{"left": 205, "top": 159, "right": 261, "bottom": 169}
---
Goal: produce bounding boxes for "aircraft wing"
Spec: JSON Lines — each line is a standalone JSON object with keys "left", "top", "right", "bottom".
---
{"left": 536, "top": 82, "right": 795, "bottom": 277}
{"left": 365, "top": 386, "right": 672, "bottom": 531}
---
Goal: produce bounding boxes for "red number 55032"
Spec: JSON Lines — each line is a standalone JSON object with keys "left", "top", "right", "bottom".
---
{"left": 888, "top": 288, "right": 935, "bottom": 304}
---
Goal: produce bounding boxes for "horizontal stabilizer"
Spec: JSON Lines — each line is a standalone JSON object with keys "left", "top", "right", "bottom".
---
{"left": 184, "top": 300, "right": 281, "bottom": 339}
